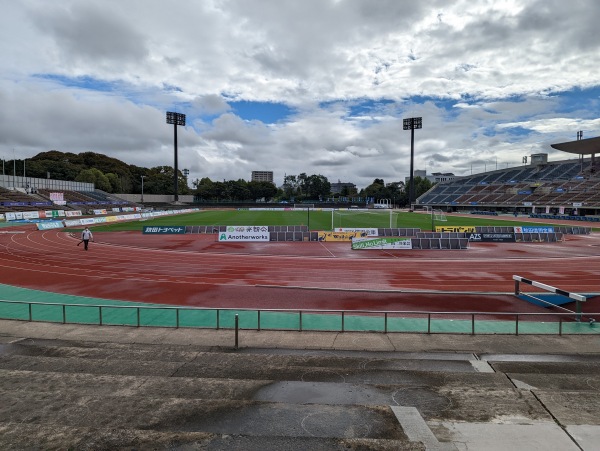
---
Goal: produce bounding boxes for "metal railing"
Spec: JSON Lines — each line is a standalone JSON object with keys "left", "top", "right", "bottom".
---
{"left": 1, "top": 300, "right": 599, "bottom": 335}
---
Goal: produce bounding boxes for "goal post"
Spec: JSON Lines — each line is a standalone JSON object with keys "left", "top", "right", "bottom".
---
{"left": 433, "top": 209, "right": 447, "bottom": 222}
{"left": 330, "top": 208, "right": 401, "bottom": 230}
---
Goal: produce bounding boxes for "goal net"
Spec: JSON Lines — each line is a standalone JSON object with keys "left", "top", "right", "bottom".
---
{"left": 331, "top": 209, "right": 401, "bottom": 229}
{"left": 433, "top": 209, "right": 447, "bottom": 222}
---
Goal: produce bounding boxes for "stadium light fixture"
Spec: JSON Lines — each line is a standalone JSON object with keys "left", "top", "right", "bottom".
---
{"left": 403, "top": 117, "right": 422, "bottom": 211}
{"left": 141, "top": 175, "right": 146, "bottom": 205}
{"left": 166, "top": 111, "right": 186, "bottom": 202}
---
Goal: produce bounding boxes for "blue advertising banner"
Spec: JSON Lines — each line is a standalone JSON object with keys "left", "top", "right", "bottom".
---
{"left": 143, "top": 226, "right": 186, "bottom": 234}
{"left": 36, "top": 221, "right": 65, "bottom": 230}
{"left": 514, "top": 226, "right": 554, "bottom": 233}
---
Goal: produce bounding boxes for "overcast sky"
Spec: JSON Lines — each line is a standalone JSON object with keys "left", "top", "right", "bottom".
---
{"left": 1, "top": 0, "right": 600, "bottom": 189}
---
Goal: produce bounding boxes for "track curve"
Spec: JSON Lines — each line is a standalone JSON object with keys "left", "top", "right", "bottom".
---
{"left": 1, "top": 227, "right": 599, "bottom": 313}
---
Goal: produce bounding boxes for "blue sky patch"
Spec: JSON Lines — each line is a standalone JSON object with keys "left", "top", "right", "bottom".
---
{"left": 33, "top": 74, "right": 119, "bottom": 92}
{"left": 229, "top": 101, "right": 295, "bottom": 124}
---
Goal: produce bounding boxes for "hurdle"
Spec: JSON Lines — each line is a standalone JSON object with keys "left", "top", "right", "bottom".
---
{"left": 513, "top": 275, "right": 587, "bottom": 322}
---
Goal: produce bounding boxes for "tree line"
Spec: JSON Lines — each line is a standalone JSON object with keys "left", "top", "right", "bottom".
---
{"left": 7, "top": 151, "right": 434, "bottom": 205}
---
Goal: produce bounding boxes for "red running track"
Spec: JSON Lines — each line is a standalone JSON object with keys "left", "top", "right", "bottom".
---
{"left": 1, "top": 226, "right": 599, "bottom": 314}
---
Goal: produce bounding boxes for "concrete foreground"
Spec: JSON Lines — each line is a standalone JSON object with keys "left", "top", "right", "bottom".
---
{"left": 1, "top": 319, "right": 600, "bottom": 450}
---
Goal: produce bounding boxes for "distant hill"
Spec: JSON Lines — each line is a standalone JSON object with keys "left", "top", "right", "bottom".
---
{"left": 25, "top": 151, "right": 159, "bottom": 194}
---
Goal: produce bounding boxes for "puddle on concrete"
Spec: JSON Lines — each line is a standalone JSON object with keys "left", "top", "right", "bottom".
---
{"left": 480, "top": 354, "right": 600, "bottom": 363}
{"left": 253, "top": 380, "right": 453, "bottom": 417}
{"left": 253, "top": 381, "right": 395, "bottom": 406}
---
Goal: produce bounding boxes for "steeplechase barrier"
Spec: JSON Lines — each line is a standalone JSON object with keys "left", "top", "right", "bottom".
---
{"left": 513, "top": 275, "right": 587, "bottom": 322}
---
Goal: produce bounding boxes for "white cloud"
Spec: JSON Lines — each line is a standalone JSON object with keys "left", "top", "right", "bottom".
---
{"left": 0, "top": 0, "right": 599, "bottom": 189}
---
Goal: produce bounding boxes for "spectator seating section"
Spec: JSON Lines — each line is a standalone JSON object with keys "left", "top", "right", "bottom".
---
{"left": 417, "top": 158, "right": 600, "bottom": 210}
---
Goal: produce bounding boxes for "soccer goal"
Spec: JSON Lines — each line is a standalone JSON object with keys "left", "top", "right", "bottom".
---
{"left": 433, "top": 209, "right": 447, "bottom": 222}
{"left": 331, "top": 209, "right": 402, "bottom": 229}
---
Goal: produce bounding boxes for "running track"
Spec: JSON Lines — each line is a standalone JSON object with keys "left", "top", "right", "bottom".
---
{"left": 1, "top": 226, "right": 599, "bottom": 314}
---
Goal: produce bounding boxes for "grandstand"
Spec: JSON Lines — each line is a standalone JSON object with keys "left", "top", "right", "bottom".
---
{"left": 0, "top": 174, "right": 138, "bottom": 215}
{"left": 417, "top": 138, "right": 600, "bottom": 217}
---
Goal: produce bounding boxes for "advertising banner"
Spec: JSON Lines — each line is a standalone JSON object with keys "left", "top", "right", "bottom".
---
{"left": 36, "top": 221, "right": 65, "bottom": 230}
{"left": 23, "top": 211, "right": 40, "bottom": 220}
{"left": 64, "top": 219, "right": 83, "bottom": 227}
{"left": 318, "top": 231, "right": 365, "bottom": 241}
{"left": 93, "top": 209, "right": 108, "bottom": 215}
{"left": 352, "top": 237, "right": 413, "bottom": 250}
{"left": 468, "top": 232, "right": 516, "bottom": 242}
{"left": 226, "top": 225, "right": 270, "bottom": 233}
{"left": 514, "top": 226, "right": 554, "bottom": 233}
{"left": 218, "top": 231, "right": 270, "bottom": 241}
{"left": 143, "top": 226, "right": 186, "bottom": 234}
{"left": 436, "top": 226, "right": 476, "bottom": 233}
{"left": 334, "top": 227, "right": 378, "bottom": 236}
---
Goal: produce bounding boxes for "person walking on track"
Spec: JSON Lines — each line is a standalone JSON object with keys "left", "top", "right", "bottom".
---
{"left": 79, "top": 227, "right": 94, "bottom": 251}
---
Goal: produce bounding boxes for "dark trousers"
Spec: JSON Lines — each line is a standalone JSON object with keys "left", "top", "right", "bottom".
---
{"left": 83, "top": 239, "right": 90, "bottom": 250}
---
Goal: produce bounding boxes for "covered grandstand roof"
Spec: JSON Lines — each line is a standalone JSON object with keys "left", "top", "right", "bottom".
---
{"left": 551, "top": 136, "right": 600, "bottom": 155}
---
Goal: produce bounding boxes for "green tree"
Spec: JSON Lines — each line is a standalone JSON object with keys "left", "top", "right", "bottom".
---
{"left": 305, "top": 174, "right": 331, "bottom": 200}
{"left": 194, "top": 177, "right": 218, "bottom": 201}
{"left": 282, "top": 175, "right": 298, "bottom": 199}
{"left": 364, "top": 179, "right": 386, "bottom": 198}
{"left": 75, "top": 168, "right": 111, "bottom": 191}
{"left": 248, "top": 181, "right": 278, "bottom": 202}
{"left": 105, "top": 173, "right": 122, "bottom": 193}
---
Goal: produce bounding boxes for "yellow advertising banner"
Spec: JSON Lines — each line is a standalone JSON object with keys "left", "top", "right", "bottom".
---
{"left": 435, "top": 226, "right": 476, "bottom": 233}
{"left": 318, "top": 231, "right": 366, "bottom": 241}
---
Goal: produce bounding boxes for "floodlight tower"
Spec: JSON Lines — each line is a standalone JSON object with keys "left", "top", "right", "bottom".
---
{"left": 166, "top": 111, "right": 186, "bottom": 202}
{"left": 141, "top": 175, "right": 146, "bottom": 205}
{"left": 403, "top": 116, "right": 422, "bottom": 211}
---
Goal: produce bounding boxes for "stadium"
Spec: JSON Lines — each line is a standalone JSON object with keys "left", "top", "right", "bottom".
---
{"left": 418, "top": 135, "right": 600, "bottom": 218}
{"left": 2, "top": 139, "right": 600, "bottom": 449}
{"left": 2, "top": 134, "right": 599, "bottom": 328}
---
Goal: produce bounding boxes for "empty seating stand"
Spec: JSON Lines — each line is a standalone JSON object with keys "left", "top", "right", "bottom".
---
{"left": 514, "top": 232, "right": 564, "bottom": 242}
{"left": 530, "top": 214, "right": 600, "bottom": 223}
{"left": 377, "top": 228, "right": 421, "bottom": 237}
{"left": 411, "top": 237, "right": 469, "bottom": 249}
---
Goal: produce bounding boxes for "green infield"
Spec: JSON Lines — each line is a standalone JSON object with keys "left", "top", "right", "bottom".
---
{"left": 80, "top": 209, "right": 583, "bottom": 232}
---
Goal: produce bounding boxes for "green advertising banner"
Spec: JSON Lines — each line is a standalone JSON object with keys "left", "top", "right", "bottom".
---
{"left": 352, "top": 237, "right": 412, "bottom": 250}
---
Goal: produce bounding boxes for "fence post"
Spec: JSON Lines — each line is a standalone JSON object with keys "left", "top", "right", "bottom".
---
{"left": 176, "top": 309, "right": 179, "bottom": 329}
{"left": 559, "top": 318, "right": 562, "bottom": 336}
{"left": 427, "top": 313, "right": 431, "bottom": 334}
{"left": 299, "top": 311, "right": 302, "bottom": 331}
{"left": 62, "top": 305, "right": 66, "bottom": 324}
{"left": 384, "top": 312, "right": 388, "bottom": 334}
{"left": 99, "top": 306, "right": 103, "bottom": 326}
{"left": 471, "top": 314, "right": 475, "bottom": 335}
{"left": 216, "top": 310, "right": 220, "bottom": 330}
{"left": 137, "top": 308, "right": 140, "bottom": 327}
{"left": 234, "top": 314, "right": 239, "bottom": 350}
{"left": 515, "top": 314, "right": 519, "bottom": 336}
{"left": 342, "top": 311, "right": 345, "bottom": 332}
{"left": 257, "top": 310, "right": 261, "bottom": 331}
{"left": 28, "top": 303, "right": 32, "bottom": 322}
{"left": 514, "top": 279, "right": 520, "bottom": 296}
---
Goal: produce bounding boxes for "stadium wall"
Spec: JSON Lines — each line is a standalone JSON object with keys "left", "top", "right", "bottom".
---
{"left": 114, "top": 193, "right": 195, "bottom": 203}
{"left": 0, "top": 174, "right": 93, "bottom": 191}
